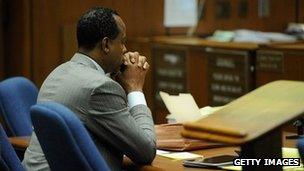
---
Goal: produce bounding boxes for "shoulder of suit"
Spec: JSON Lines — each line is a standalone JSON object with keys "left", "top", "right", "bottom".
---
{"left": 91, "top": 78, "right": 125, "bottom": 95}
{"left": 57, "top": 61, "right": 126, "bottom": 95}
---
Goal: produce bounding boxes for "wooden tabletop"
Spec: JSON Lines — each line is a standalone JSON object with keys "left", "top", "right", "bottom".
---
{"left": 125, "top": 131, "right": 296, "bottom": 171}
{"left": 129, "top": 36, "right": 260, "bottom": 50}
{"left": 129, "top": 36, "right": 304, "bottom": 51}
{"left": 264, "top": 42, "right": 304, "bottom": 50}
{"left": 183, "top": 80, "right": 304, "bottom": 144}
{"left": 152, "top": 36, "right": 259, "bottom": 50}
{"left": 9, "top": 135, "right": 235, "bottom": 171}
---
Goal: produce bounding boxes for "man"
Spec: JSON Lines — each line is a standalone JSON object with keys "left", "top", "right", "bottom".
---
{"left": 22, "top": 7, "right": 156, "bottom": 171}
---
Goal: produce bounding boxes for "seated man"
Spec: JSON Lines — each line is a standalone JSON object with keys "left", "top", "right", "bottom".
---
{"left": 22, "top": 6, "right": 156, "bottom": 171}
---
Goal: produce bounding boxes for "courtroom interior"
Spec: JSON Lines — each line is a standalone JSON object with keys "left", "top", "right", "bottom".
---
{"left": 1, "top": 0, "right": 304, "bottom": 171}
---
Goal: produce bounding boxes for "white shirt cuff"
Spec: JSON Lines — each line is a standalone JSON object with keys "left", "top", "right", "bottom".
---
{"left": 127, "top": 91, "right": 147, "bottom": 108}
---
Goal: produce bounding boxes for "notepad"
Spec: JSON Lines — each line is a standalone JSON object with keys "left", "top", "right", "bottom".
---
{"left": 156, "top": 150, "right": 203, "bottom": 160}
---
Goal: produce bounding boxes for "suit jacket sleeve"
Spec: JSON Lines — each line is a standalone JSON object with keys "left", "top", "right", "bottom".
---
{"left": 87, "top": 80, "right": 156, "bottom": 164}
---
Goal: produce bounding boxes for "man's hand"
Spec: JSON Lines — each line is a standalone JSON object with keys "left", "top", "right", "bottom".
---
{"left": 117, "top": 52, "right": 150, "bottom": 93}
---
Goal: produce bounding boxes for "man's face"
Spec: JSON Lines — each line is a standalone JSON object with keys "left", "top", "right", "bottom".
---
{"left": 104, "top": 15, "right": 127, "bottom": 73}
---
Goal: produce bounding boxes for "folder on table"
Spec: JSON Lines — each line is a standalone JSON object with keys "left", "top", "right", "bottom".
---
{"left": 156, "top": 123, "right": 223, "bottom": 151}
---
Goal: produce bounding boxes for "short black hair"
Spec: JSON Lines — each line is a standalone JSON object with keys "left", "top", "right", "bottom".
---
{"left": 76, "top": 7, "right": 119, "bottom": 50}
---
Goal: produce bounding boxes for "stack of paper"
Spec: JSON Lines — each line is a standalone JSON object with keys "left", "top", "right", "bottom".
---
{"left": 159, "top": 91, "right": 223, "bottom": 123}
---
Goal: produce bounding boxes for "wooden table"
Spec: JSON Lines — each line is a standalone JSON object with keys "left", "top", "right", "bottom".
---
{"left": 126, "top": 131, "right": 299, "bottom": 171}
{"left": 124, "top": 147, "right": 239, "bottom": 171}
{"left": 9, "top": 136, "right": 30, "bottom": 150}
{"left": 8, "top": 132, "right": 298, "bottom": 171}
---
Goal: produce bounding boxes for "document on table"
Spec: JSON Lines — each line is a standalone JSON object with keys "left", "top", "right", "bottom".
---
{"left": 160, "top": 91, "right": 224, "bottom": 123}
{"left": 156, "top": 150, "right": 203, "bottom": 160}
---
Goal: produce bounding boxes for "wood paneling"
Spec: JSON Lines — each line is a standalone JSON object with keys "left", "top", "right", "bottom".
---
{"left": 61, "top": 24, "right": 77, "bottom": 62}
{"left": 298, "top": 0, "right": 304, "bottom": 22}
{"left": 32, "top": 0, "right": 62, "bottom": 86}
{"left": 4, "top": 0, "right": 299, "bottom": 86}
{"left": 187, "top": 49, "right": 208, "bottom": 107}
{"left": 4, "top": 0, "right": 32, "bottom": 79}
{"left": 196, "top": 0, "right": 296, "bottom": 34}
{"left": 29, "top": 0, "right": 164, "bottom": 86}
{"left": 169, "top": 0, "right": 297, "bottom": 35}
{"left": 256, "top": 46, "right": 304, "bottom": 87}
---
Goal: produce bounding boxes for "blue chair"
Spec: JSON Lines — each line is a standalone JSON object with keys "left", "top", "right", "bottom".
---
{"left": 297, "top": 138, "right": 304, "bottom": 163}
{"left": 0, "top": 77, "right": 38, "bottom": 136}
{"left": 30, "top": 102, "right": 110, "bottom": 171}
{"left": 0, "top": 124, "right": 24, "bottom": 171}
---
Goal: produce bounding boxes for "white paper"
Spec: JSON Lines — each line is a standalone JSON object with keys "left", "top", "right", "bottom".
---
{"left": 199, "top": 106, "right": 224, "bottom": 118}
{"left": 157, "top": 151, "right": 203, "bottom": 160}
{"left": 160, "top": 91, "right": 224, "bottom": 123}
{"left": 164, "top": 0, "right": 198, "bottom": 27}
{"left": 160, "top": 91, "right": 202, "bottom": 122}
{"left": 156, "top": 150, "right": 171, "bottom": 155}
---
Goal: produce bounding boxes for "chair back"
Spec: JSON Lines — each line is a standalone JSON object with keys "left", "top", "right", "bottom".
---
{"left": 297, "top": 138, "right": 304, "bottom": 163}
{"left": 30, "top": 102, "right": 110, "bottom": 171}
{"left": 0, "top": 77, "right": 38, "bottom": 136}
{"left": 0, "top": 124, "right": 24, "bottom": 171}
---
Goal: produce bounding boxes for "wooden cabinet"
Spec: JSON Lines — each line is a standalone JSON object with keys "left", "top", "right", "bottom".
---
{"left": 147, "top": 36, "right": 258, "bottom": 123}
{"left": 206, "top": 48, "right": 255, "bottom": 106}
{"left": 153, "top": 46, "right": 187, "bottom": 110}
{"left": 131, "top": 36, "right": 304, "bottom": 124}
{"left": 255, "top": 43, "right": 304, "bottom": 132}
{"left": 256, "top": 44, "right": 304, "bottom": 87}
{"left": 152, "top": 45, "right": 207, "bottom": 124}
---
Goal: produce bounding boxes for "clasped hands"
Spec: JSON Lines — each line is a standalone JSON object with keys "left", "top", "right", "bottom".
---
{"left": 116, "top": 52, "right": 150, "bottom": 93}
{"left": 123, "top": 52, "right": 149, "bottom": 70}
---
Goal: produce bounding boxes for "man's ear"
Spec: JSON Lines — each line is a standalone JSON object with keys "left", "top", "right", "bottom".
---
{"left": 101, "top": 37, "right": 110, "bottom": 54}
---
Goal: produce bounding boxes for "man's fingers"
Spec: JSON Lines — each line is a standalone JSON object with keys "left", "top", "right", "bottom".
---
{"left": 130, "top": 52, "right": 139, "bottom": 64}
{"left": 125, "top": 51, "right": 143, "bottom": 66}
{"left": 130, "top": 55, "right": 136, "bottom": 63}
{"left": 138, "top": 55, "right": 146, "bottom": 67}
{"left": 143, "top": 62, "right": 149, "bottom": 70}
{"left": 123, "top": 53, "right": 131, "bottom": 65}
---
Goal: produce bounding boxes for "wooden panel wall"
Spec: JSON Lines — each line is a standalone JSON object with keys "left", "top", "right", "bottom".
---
{"left": 4, "top": 0, "right": 32, "bottom": 79}
{"left": 4, "top": 0, "right": 299, "bottom": 86}
{"left": 256, "top": 50, "right": 304, "bottom": 87}
{"left": 298, "top": 0, "right": 304, "bottom": 22}
{"left": 197, "top": 0, "right": 296, "bottom": 34}
{"left": 30, "top": 0, "right": 164, "bottom": 86}
{"left": 187, "top": 49, "right": 208, "bottom": 107}
{"left": 164, "top": 0, "right": 297, "bottom": 35}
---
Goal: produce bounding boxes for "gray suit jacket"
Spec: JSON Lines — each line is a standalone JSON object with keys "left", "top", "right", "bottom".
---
{"left": 22, "top": 53, "right": 156, "bottom": 171}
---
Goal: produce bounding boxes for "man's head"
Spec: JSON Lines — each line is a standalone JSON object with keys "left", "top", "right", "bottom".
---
{"left": 77, "top": 7, "right": 127, "bottom": 73}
